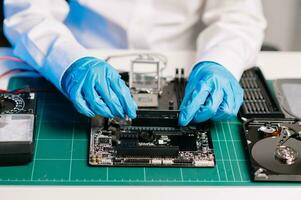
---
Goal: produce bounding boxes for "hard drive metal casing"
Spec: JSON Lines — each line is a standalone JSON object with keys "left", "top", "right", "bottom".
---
{"left": 243, "top": 118, "right": 301, "bottom": 182}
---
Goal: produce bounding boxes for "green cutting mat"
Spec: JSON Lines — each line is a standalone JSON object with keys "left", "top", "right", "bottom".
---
{"left": 0, "top": 77, "right": 299, "bottom": 186}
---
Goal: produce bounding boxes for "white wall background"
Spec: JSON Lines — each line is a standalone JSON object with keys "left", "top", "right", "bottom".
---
{"left": 262, "top": 0, "right": 301, "bottom": 51}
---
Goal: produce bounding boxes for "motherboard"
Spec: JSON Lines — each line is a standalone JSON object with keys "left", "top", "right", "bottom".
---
{"left": 89, "top": 115, "right": 214, "bottom": 167}
{"left": 89, "top": 55, "right": 215, "bottom": 167}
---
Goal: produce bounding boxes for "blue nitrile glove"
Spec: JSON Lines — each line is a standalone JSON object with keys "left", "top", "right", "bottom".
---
{"left": 179, "top": 61, "right": 243, "bottom": 126}
{"left": 61, "top": 57, "right": 137, "bottom": 118}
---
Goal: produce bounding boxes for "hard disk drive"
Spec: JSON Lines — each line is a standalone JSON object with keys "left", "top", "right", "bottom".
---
{"left": 240, "top": 67, "right": 301, "bottom": 182}
{"left": 243, "top": 118, "right": 301, "bottom": 181}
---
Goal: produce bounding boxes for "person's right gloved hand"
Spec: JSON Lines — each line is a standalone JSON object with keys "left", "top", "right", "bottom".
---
{"left": 61, "top": 57, "right": 137, "bottom": 118}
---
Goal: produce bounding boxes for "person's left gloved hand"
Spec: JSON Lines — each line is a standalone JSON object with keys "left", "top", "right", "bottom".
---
{"left": 179, "top": 61, "right": 243, "bottom": 126}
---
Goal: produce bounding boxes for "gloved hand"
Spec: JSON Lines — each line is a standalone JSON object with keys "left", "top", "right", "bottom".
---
{"left": 61, "top": 57, "right": 137, "bottom": 118}
{"left": 179, "top": 61, "right": 243, "bottom": 126}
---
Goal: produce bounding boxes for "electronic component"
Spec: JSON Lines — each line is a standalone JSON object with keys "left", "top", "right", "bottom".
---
{"left": 242, "top": 118, "right": 301, "bottom": 181}
{"left": 133, "top": 93, "right": 159, "bottom": 108}
{"left": 130, "top": 55, "right": 162, "bottom": 108}
{"left": 239, "top": 67, "right": 284, "bottom": 118}
{"left": 0, "top": 92, "right": 37, "bottom": 165}
{"left": 89, "top": 69, "right": 215, "bottom": 167}
{"left": 274, "top": 79, "right": 301, "bottom": 119}
{"left": 239, "top": 67, "right": 301, "bottom": 182}
{"left": 89, "top": 117, "right": 215, "bottom": 167}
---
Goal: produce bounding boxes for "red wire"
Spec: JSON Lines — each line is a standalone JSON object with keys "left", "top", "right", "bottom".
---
{"left": 12, "top": 89, "right": 40, "bottom": 93}
{"left": 0, "top": 55, "right": 29, "bottom": 79}
{"left": 0, "top": 56, "right": 24, "bottom": 63}
{"left": 0, "top": 68, "right": 33, "bottom": 79}
{"left": 0, "top": 55, "right": 34, "bottom": 79}
{"left": 0, "top": 89, "right": 10, "bottom": 93}
{"left": 0, "top": 56, "right": 52, "bottom": 93}
{"left": 0, "top": 56, "right": 37, "bottom": 93}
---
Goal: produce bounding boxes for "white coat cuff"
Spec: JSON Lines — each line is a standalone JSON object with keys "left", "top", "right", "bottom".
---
{"left": 195, "top": 47, "right": 246, "bottom": 81}
{"left": 40, "top": 41, "right": 91, "bottom": 90}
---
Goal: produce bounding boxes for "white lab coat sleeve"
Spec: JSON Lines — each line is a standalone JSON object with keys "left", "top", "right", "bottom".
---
{"left": 3, "top": 0, "right": 91, "bottom": 90}
{"left": 195, "top": 0, "right": 266, "bottom": 80}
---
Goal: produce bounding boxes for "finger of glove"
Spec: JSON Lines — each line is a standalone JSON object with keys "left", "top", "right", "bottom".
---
{"left": 211, "top": 85, "right": 235, "bottom": 121}
{"left": 66, "top": 70, "right": 95, "bottom": 117}
{"left": 193, "top": 86, "right": 223, "bottom": 123}
{"left": 88, "top": 61, "right": 125, "bottom": 118}
{"left": 73, "top": 96, "right": 96, "bottom": 117}
{"left": 82, "top": 77, "right": 114, "bottom": 118}
{"left": 110, "top": 78, "right": 137, "bottom": 118}
{"left": 179, "top": 80, "right": 208, "bottom": 110}
{"left": 91, "top": 92, "right": 114, "bottom": 118}
{"left": 211, "top": 101, "right": 234, "bottom": 121}
{"left": 62, "top": 58, "right": 98, "bottom": 94}
{"left": 179, "top": 81, "right": 210, "bottom": 126}
{"left": 69, "top": 86, "right": 95, "bottom": 117}
{"left": 95, "top": 77, "right": 125, "bottom": 118}
{"left": 232, "top": 84, "right": 244, "bottom": 114}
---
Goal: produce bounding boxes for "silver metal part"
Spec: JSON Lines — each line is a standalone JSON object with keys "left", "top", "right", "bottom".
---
{"left": 133, "top": 93, "right": 158, "bottom": 107}
{"left": 254, "top": 168, "right": 268, "bottom": 179}
{"left": 0, "top": 114, "right": 34, "bottom": 142}
{"left": 274, "top": 145, "right": 298, "bottom": 165}
{"left": 276, "top": 125, "right": 298, "bottom": 147}
{"left": 258, "top": 125, "right": 277, "bottom": 134}
{"left": 272, "top": 124, "right": 300, "bottom": 165}
{"left": 274, "top": 79, "right": 301, "bottom": 119}
{"left": 130, "top": 55, "right": 161, "bottom": 93}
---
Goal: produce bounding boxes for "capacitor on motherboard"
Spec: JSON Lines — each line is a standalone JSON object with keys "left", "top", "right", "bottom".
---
{"left": 200, "top": 132, "right": 206, "bottom": 140}
{"left": 168, "top": 100, "right": 174, "bottom": 110}
{"left": 180, "top": 68, "right": 185, "bottom": 78}
{"left": 175, "top": 68, "right": 179, "bottom": 80}
{"left": 202, "top": 146, "right": 209, "bottom": 153}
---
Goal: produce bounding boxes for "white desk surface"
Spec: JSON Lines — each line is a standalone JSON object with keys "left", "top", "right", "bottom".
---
{"left": 1, "top": 49, "right": 301, "bottom": 200}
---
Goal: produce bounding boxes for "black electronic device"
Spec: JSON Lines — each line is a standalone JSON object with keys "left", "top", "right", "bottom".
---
{"left": 243, "top": 118, "right": 301, "bottom": 181}
{"left": 89, "top": 64, "right": 215, "bottom": 167}
{"left": 0, "top": 92, "right": 37, "bottom": 165}
{"left": 239, "top": 67, "right": 301, "bottom": 182}
{"left": 239, "top": 67, "right": 284, "bottom": 119}
{"left": 89, "top": 116, "right": 215, "bottom": 167}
